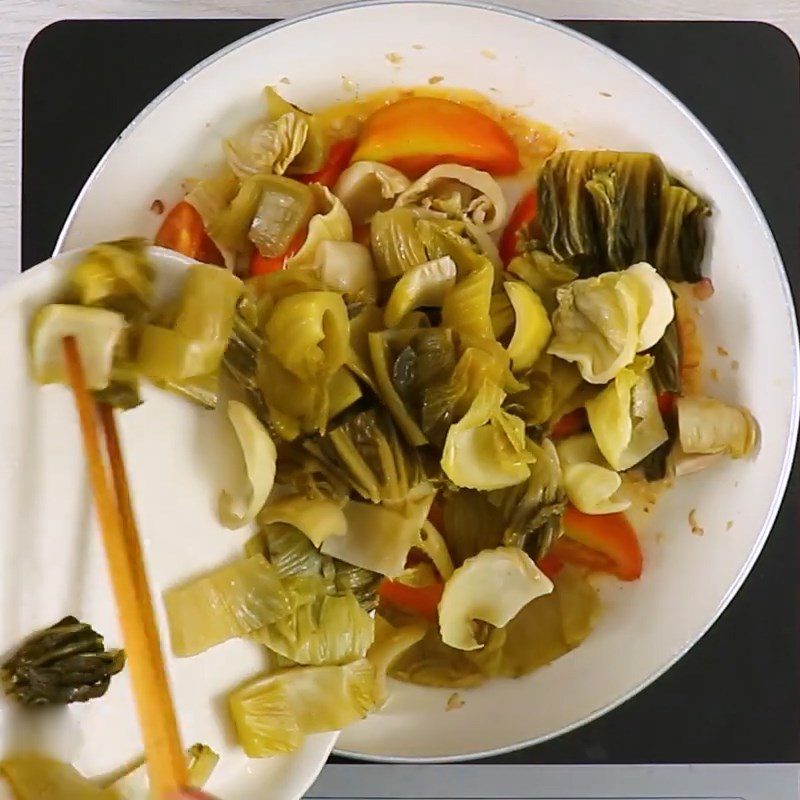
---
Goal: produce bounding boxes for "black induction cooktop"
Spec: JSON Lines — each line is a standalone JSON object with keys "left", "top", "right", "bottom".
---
{"left": 21, "top": 18, "right": 800, "bottom": 765}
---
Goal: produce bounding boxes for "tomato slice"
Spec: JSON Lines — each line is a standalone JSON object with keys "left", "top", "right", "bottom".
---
{"left": 249, "top": 228, "right": 307, "bottom": 276}
{"left": 155, "top": 201, "right": 224, "bottom": 266}
{"left": 550, "top": 505, "right": 643, "bottom": 581}
{"left": 536, "top": 552, "right": 564, "bottom": 579}
{"left": 548, "top": 537, "right": 619, "bottom": 575}
{"left": 657, "top": 391, "right": 678, "bottom": 418}
{"left": 550, "top": 408, "right": 588, "bottom": 440}
{"left": 378, "top": 578, "right": 443, "bottom": 620}
{"left": 499, "top": 189, "right": 538, "bottom": 265}
{"left": 352, "top": 97, "right": 521, "bottom": 177}
{"left": 298, "top": 138, "right": 358, "bottom": 188}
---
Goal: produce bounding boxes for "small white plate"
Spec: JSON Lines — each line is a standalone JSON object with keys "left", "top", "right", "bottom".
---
{"left": 54, "top": 0, "right": 799, "bottom": 764}
{"left": 0, "top": 247, "right": 336, "bottom": 797}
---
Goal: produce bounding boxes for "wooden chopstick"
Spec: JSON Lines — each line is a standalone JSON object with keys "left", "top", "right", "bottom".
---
{"left": 62, "top": 336, "right": 188, "bottom": 798}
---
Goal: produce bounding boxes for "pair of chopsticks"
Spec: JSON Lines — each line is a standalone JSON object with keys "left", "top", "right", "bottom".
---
{"left": 62, "top": 336, "right": 188, "bottom": 798}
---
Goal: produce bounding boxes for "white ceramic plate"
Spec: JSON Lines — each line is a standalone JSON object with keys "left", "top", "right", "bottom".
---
{"left": 0, "top": 248, "right": 336, "bottom": 798}
{"left": 55, "top": 0, "right": 799, "bottom": 763}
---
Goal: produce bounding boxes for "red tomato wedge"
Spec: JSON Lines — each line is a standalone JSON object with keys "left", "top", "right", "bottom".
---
{"left": 550, "top": 505, "right": 643, "bottom": 581}
{"left": 155, "top": 201, "right": 224, "bottom": 266}
{"left": 657, "top": 391, "right": 678, "bottom": 418}
{"left": 536, "top": 552, "right": 564, "bottom": 580}
{"left": 249, "top": 228, "right": 306, "bottom": 276}
{"left": 548, "top": 538, "right": 620, "bottom": 576}
{"left": 352, "top": 97, "right": 521, "bottom": 177}
{"left": 298, "top": 138, "right": 358, "bottom": 188}
{"left": 550, "top": 408, "right": 588, "bottom": 440}
{"left": 378, "top": 578, "right": 443, "bottom": 620}
{"left": 499, "top": 189, "right": 538, "bottom": 265}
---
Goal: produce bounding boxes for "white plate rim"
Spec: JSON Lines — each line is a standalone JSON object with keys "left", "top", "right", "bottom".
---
{"left": 52, "top": 0, "right": 800, "bottom": 762}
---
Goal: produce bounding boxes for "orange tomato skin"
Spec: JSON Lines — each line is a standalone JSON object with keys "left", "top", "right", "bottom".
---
{"left": 248, "top": 228, "right": 306, "bottom": 276}
{"left": 549, "top": 505, "right": 643, "bottom": 581}
{"left": 155, "top": 201, "right": 224, "bottom": 266}
{"left": 499, "top": 189, "right": 538, "bottom": 265}
{"left": 353, "top": 97, "right": 521, "bottom": 178}
{"left": 378, "top": 578, "right": 444, "bottom": 620}
{"left": 550, "top": 408, "right": 588, "bottom": 440}
{"left": 298, "top": 138, "right": 358, "bottom": 188}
